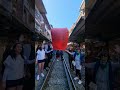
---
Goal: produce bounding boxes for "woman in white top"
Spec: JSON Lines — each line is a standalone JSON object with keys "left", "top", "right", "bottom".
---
{"left": 36, "top": 44, "right": 46, "bottom": 80}
{"left": 2, "top": 42, "right": 24, "bottom": 90}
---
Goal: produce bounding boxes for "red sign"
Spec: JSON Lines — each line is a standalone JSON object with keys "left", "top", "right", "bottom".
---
{"left": 51, "top": 28, "right": 69, "bottom": 50}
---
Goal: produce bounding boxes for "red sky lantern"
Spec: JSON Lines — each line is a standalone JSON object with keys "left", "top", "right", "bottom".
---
{"left": 51, "top": 28, "right": 69, "bottom": 50}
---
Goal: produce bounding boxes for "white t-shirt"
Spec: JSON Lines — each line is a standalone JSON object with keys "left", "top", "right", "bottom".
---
{"left": 36, "top": 49, "right": 45, "bottom": 60}
{"left": 3, "top": 55, "right": 24, "bottom": 81}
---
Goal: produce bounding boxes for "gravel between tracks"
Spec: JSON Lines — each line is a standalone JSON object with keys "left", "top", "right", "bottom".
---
{"left": 43, "top": 58, "right": 69, "bottom": 90}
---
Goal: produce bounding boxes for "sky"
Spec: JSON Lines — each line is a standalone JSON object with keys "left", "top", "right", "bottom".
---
{"left": 43, "top": 0, "right": 82, "bottom": 30}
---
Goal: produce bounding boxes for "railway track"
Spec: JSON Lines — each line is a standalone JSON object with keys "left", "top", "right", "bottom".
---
{"left": 40, "top": 56, "right": 77, "bottom": 90}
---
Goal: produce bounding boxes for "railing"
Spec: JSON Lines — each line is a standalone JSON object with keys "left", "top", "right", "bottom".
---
{"left": 35, "top": 17, "right": 52, "bottom": 40}
{"left": 35, "top": 11, "right": 44, "bottom": 25}
{"left": 35, "top": 22, "right": 46, "bottom": 37}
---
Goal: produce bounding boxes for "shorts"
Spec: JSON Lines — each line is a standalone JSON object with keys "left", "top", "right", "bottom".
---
{"left": 38, "top": 59, "right": 45, "bottom": 63}
{"left": 6, "top": 77, "right": 24, "bottom": 88}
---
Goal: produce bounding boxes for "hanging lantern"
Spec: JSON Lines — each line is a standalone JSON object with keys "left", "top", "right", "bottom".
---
{"left": 51, "top": 28, "right": 69, "bottom": 50}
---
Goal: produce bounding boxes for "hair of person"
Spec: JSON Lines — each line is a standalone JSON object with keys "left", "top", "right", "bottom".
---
{"left": 38, "top": 46, "right": 42, "bottom": 51}
{"left": 10, "top": 42, "right": 24, "bottom": 60}
{"left": 36, "top": 45, "right": 40, "bottom": 51}
{"left": 38, "top": 43, "right": 42, "bottom": 51}
{"left": 2, "top": 44, "right": 12, "bottom": 62}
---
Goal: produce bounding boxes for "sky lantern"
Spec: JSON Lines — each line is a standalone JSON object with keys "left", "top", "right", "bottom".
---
{"left": 51, "top": 28, "right": 69, "bottom": 50}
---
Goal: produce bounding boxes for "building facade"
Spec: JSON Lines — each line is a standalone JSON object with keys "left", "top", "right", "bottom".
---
{"left": 35, "top": 0, "right": 52, "bottom": 49}
{"left": 0, "top": 0, "right": 36, "bottom": 65}
{"left": 0, "top": 0, "right": 52, "bottom": 72}
{"left": 69, "top": 0, "right": 85, "bottom": 43}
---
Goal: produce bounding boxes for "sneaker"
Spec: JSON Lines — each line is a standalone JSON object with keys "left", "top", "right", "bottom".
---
{"left": 41, "top": 73, "right": 44, "bottom": 77}
{"left": 36, "top": 75, "right": 39, "bottom": 80}
{"left": 74, "top": 77, "right": 79, "bottom": 80}
{"left": 78, "top": 80, "right": 82, "bottom": 84}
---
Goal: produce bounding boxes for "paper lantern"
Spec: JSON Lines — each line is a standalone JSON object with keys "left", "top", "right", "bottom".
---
{"left": 51, "top": 28, "right": 69, "bottom": 50}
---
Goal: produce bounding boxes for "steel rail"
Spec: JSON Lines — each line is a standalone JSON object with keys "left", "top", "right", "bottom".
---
{"left": 63, "top": 56, "right": 77, "bottom": 90}
{"left": 40, "top": 55, "right": 77, "bottom": 90}
{"left": 40, "top": 58, "right": 56, "bottom": 90}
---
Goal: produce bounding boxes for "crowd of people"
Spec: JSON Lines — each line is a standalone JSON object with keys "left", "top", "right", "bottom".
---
{"left": 66, "top": 41, "right": 120, "bottom": 90}
{"left": 2, "top": 36, "right": 120, "bottom": 90}
{"left": 65, "top": 42, "right": 85, "bottom": 85}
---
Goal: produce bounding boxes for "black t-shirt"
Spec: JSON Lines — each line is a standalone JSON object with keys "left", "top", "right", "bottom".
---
{"left": 68, "top": 50, "right": 74, "bottom": 60}
{"left": 47, "top": 45, "right": 52, "bottom": 51}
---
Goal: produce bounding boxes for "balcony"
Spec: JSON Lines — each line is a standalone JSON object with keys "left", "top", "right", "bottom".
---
{"left": 24, "top": 0, "right": 34, "bottom": 17}
{"left": 35, "top": 9, "right": 44, "bottom": 26}
{"left": 35, "top": 20, "right": 51, "bottom": 40}
{"left": 44, "top": 25, "right": 51, "bottom": 40}
{"left": 43, "top": 30, "right": 51, "bottom": 40}
{"left": 35, "top": 21, "right": 41, "bottom": 32}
